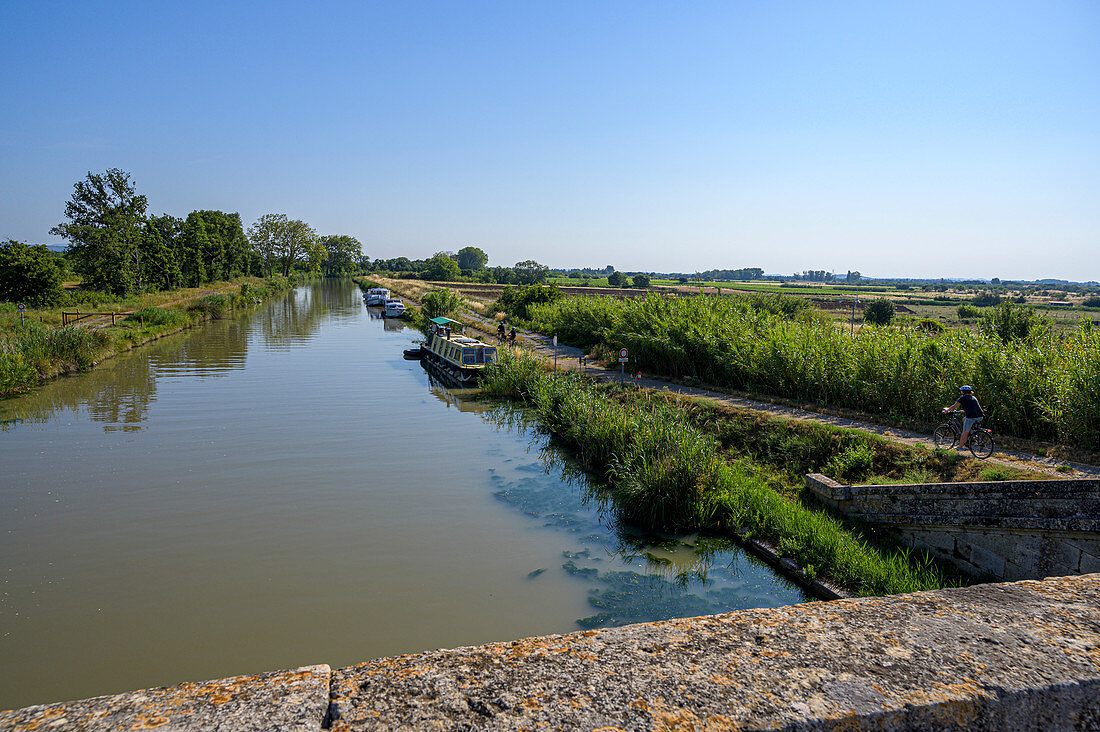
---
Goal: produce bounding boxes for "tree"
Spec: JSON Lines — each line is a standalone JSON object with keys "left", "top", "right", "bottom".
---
{"left": 456, "top": 246, "right": 488, "bottom": 271}
{"left": 320, "top": 235, "right": 362, "bottom": 276}
{"left": 862, "top": 298, "right": 895, "bottom": 325}
{"left": 607, "top": 271, "right": 628, "bottom": 287}
{"left": 424, "top": 252, "right": 461, "bottom": 281}
{"left": 142, "top": 215, "right": 183, "bottom": 290}
{"left": 513, "top": 260, "right": 549, "bottom": 285}
{"left": 632, "top": 273, "right": 651, "bottom": 289}
{"left": 0, "top": 241, "right": 65, "bottom": 305}
{"left": 247, "top": 213, "right": 286, "bottom": 276}
{"left": 51, "top": 168, "right": 149, "bottom": 295}
{"left": 846, "top": 270, "right": 861, "bottom": 283}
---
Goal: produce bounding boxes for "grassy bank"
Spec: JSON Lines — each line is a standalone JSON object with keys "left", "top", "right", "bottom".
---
{"left": 526, "top": 292, "right": 1100, "bottom": 448}
{"left": 480, "top": 351, "right": 959, "bottom": 597}
{"left": 1, "top": 275, "right": 298, "bottom": 396}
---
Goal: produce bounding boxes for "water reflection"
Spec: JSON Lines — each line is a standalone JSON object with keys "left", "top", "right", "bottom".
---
{"left": 471, "top": 395, "right": 808, "bottom": 629}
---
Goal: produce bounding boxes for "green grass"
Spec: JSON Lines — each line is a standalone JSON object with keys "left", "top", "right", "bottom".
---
{"left": 479, "top": 352, "right": 958, "bottom": 596}
{"left": 525, "top": 291, "right": 1100, "bottom": 448}
{"left": 0, "top": 276, "right": 296, "bottom": 396}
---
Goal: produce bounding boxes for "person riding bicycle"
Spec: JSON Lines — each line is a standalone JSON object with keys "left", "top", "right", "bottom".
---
{"left": 497, "top": 321, "right": 506, "bottom": 343}
{"left": 942, "top": 385, "right": 984, "bottom": 450}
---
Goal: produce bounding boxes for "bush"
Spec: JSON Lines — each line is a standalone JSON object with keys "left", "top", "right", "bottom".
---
{"left": 862, "top": 299, "right": 896, "bottom": 325}
{"left": 971, "top": 291, "right": 1002, "bottom": 307}
{"left": 956, "top": 304, "right": 981, "bottom": 320}
{"left": 980, "top": 301, "right": 1048, "bottom": 342}
{"left": 495, "top": 283, "right": 564, "bottom": 320}
{"left": 0, "top": 240, "right": 65, "bottom": 306}
{"left": 1082, "top": 296, "right": 1100, "bottom": 308}
{"left": 607, "top": 271, "right": 628, "bottom": 287}
{"left": 423, "top": 253, "right": 461, "bottom": 281}
{"left": 917, "top": 318, "right": 945, "bottom": 333}
{"left": 421, "top": 289, "right": 465, "bottom": 320}
{"left": 632, "top": 273, "right": 651, "bottom": 289}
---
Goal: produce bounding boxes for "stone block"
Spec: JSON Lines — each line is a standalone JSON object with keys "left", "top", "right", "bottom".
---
{"left": 0, "top": 665, "right": 330, "bottom": 732}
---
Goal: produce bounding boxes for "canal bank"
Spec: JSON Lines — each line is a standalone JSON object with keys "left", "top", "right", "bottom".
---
{"left": 0, "top": 281, "right": 805, "bottom": 710}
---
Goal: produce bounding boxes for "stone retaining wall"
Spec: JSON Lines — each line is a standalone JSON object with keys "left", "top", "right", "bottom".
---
{"left": 3, "top": 575, "right": 1099, "bottom": 730}
{"left": 806, "top": 473, "right": 1100, "bottom": 580}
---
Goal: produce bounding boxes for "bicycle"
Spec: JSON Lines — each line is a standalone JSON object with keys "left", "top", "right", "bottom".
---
{"left": 933, "top": 410, "right": 994, "bottom": 459}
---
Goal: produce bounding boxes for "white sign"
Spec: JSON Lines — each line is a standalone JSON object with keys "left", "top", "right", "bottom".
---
{"left": 618, "top": 357, "right": 629, "bottom": 363}
{"left": 619, "top": 348, "right": 628, "bottom": 358}
{"left": 553, "top": 335, "right": 557, "bottom": 346}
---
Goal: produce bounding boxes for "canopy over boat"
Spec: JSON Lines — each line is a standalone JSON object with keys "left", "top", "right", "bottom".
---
{"left": 429, "top": 317, "right": 461, "bottom": 326}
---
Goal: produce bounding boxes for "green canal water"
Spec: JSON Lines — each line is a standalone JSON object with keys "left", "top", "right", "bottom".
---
{"left": 0, "top": 280, "right": 806, "bottom": 710}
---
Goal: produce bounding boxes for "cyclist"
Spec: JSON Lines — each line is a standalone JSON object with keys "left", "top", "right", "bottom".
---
{"left": 942, "top": 385, "right": 984, "bottom": 450}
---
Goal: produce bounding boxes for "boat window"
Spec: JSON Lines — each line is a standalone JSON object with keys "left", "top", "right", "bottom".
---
{"left": 462, "top": 349, "right": 476, "bottom": 365}
{"left": 483, "top": 347, "right": 496, "bottom": 364}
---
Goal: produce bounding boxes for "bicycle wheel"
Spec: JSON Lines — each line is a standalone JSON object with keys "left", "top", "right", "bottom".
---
{"left": 969, "top": 429, "right": 994, "bottom": 459}
{"left": 933, "top": 424, "right": 957, "bottom": 449}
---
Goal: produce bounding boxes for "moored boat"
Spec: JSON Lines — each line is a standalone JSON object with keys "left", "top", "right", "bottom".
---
{"left": 364, "top": 287, "right": 391, "bottom": 306}
{"left": 421, "top": 317, "right": 497, "bottom": 384}
{"left": 382, "top": 299, "right": 406, "bottom": 317}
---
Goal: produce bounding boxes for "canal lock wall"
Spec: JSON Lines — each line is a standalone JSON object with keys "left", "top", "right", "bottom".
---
{"left": 3, "top": 573, "right": 1099, "bottom": 730}
{"left": 806, "top": 474, "right": 1100, "bottom": 581}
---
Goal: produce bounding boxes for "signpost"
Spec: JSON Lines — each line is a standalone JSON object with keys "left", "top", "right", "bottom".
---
{"left": 17, "top": 303, "right": 25, "bottom": 327}
{"left": 553, "top": 334, "right": 558, "bottom": 372}
{"left": 618, "top": 348, "right": 628, "bottom": 384}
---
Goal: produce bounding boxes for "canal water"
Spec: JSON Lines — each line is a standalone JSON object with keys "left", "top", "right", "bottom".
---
{"left": 0, "top": 280, "right": 805, "bottom": 710}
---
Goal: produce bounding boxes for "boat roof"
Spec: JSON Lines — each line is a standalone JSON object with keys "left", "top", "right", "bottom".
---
{"left": 429, "top": 317, "right": 461, "bottom": 325}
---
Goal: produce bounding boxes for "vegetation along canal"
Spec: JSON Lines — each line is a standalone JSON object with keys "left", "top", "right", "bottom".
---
{"left": 0, "top": 280, "right": 805, "bottom": 711}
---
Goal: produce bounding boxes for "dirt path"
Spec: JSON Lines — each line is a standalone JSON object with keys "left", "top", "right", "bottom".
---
{"left": 381, "top": 282, "right": 1100, "bottom": 478}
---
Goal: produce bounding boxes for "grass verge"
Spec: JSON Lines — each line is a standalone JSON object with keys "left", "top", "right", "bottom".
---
{"left": 480, "top": 351, "right": 961, "bottom": 597}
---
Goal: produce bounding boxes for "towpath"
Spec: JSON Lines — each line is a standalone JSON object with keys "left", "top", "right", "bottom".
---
{"left": 390, "top": 285, "right": 1100, "bottom": 479}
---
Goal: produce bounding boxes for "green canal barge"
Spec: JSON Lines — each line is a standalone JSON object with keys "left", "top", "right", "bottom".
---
{"left": 420, "top": 317, "right": 498, "bottom": 384}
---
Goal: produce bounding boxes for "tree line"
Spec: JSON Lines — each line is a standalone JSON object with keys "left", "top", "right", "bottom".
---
{"left": 2, "top": 169, "right": 366, "bottom": 304}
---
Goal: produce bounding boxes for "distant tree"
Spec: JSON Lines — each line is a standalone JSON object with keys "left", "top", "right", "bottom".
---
{"left": 862, "top": 299, "right": 895, "bottom": 325}
{"left": 142, "top": 215, "right": 183, "bottom": 289}
{"left": 601, "top": 265, "right": 614, "bottom": 274}
{"left": 0, "top": 240, "right": 65, "bottom": 305}
{"left": 678, "top": 276, "right": 689, "bottom": 284}
{"left": 180, "top": 213, "right": 210, "bottom": 287}
{"left": 247, "top": 213, "right": 286, "bottom": 276}
{"left": 632, "top": 273, "right": 651, "bottom": 289}
{"left": 607, "top": 271, "right": 628, "bottom": 287}
{"left": 991, "top": 277, "right": 1001, "bottom": 285}
{"left": 514, "top": 260, "right": 549, "bottom": 285}
{"left": 320, "top": 235, "right": 362, "bottom": 276}
{"left": 971, "top": 291, "right": 1002, "bottom": 307}
{"left": 846, "top": 270, "right": 861, "bottom": 283}
{"left": 981, "top": 301, "right": 1048, "bottom": 342}
{"left": 456, "top": 246, "right": 488, "bottom": 271}
{"left": 51, "top": 168, "right": 149, "bottom": 295}
{"left": 424, "top": 252, "right": 461, "bottom": 281}
{"left": 489, "top": 266, "right": 517, "bottom": 284}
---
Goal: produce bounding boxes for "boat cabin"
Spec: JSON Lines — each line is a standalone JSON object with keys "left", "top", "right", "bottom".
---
{"left": 423, "top": 317, "right": 498, "bottom": 383}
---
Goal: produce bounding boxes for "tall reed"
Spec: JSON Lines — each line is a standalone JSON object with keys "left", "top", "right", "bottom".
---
{"left": 480, "top": 352, "right": 955, "bottom": 596}
{"left": 527, "top": 292, "right": 1100, "bottom": 446}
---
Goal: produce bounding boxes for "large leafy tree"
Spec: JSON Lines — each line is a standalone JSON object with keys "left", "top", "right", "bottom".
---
{"left": 283, "top": 219, "right": 322, "bottom": 276}
{"left": 514, "top": 260, "right": 549, "bottom": 285}
{"left": 142, "top": 215, "right": 183, "bottom": 290}
{"left": 424, "top": 252, "right": 461, "bottom": 281}
{"left": 320, "top": 235, "right": 362, "bottom": 276}
{"left": 247, "top": 213, "right": 285, "bottom": 276}
{"left": 456, "top": 246, "right": 488, "bottom": 271}
{"left": 51, "top": 169, "right": 149, "bottom": 295}
{"left": 0, "top": 240, "right": 65, "bottom": 305}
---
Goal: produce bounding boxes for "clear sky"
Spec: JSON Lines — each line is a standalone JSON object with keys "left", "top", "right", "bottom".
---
{"left": 2, "top": 1, "right": 1097, "bottom": 280}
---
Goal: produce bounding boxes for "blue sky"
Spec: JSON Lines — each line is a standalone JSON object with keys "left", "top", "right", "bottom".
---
{"left": 2, "top": 1, "right": 1097, "bottom": 279}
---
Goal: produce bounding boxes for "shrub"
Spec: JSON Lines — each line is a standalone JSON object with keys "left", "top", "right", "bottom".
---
{"left": 980, "top": 301, "right": 1048, "bottom": 342}
{"left": 1082, "top": 296, "right": 1100, "bottom": 308}
{"left": 632, "top": 273, "right": 651, "bottom": 289}
{"left": 495, "top": 283, "right": 564, "bottom": 320}
{"left": 0, "top": 240, "right": 65, "bottom": 306}
{"left": 956, "top": 304, "right": 981, "bottom": 320}
{"left": 862, "top": 299, "right": 896, "bottom": 325}
{"left": 971, "top": 291, "right": 1002, "bottom": 307}
{"left": 607, "top": 271, "right": 628, "bottom": 287}
{"left": 917, "top": 318, "right": 945, "bottom": 334}
{"left": 421, "top": 289, "right": 465, "bottom": 320}
{"left": 123, "top": 307, "right": 188, "bottom": 328}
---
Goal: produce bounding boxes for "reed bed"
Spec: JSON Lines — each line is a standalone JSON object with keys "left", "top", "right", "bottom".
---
{"left": 480, "top": 352, "right": 954, "bottom": 596}
{"left": 527, "top": 293, "right": 1100, "bottom": 447}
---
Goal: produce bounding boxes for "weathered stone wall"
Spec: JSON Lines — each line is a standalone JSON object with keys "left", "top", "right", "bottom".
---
{"left": 806, "top": 473, "right": 1100, "bottom": 580}
{"left": 3, "top": 575, "right": 1099, "bottom": 731}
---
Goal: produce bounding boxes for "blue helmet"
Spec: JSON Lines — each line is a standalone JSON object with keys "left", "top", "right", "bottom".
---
{"left": 959, "top": 385, "right": 973, "bottom": 393}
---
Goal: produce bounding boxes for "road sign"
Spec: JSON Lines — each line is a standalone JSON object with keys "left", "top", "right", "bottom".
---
{"left": 618, "top": 357, "right": 629, "bottom": 363}
{"left": 619, "top": 348, "right": 628, "bottom": 358}
{"left": 553, "top": 335, "right": 558, "bottom": 346}
{"left": 17, "top": 303, "right": 25, "bottom": 312}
